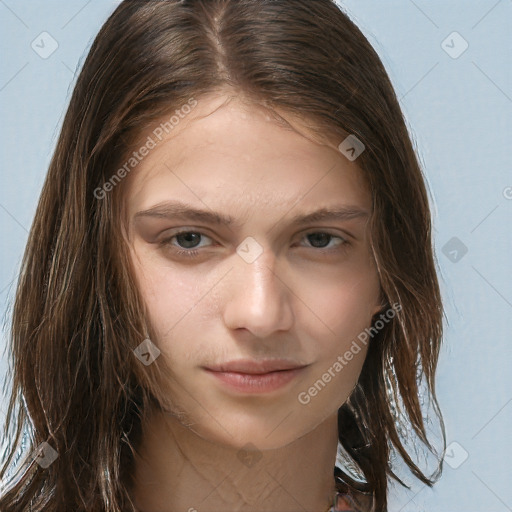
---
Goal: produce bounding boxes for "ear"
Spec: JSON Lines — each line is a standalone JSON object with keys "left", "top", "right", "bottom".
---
{"left": 370, "top": 290, "right": 388, "bottom": 318}
{"left": 371, "top": 303, "right": 383, "bottom": 317}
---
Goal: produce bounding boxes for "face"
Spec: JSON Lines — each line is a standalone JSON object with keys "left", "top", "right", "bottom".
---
{"left": 123, "top": 91, "right": 382, "bottom": 450}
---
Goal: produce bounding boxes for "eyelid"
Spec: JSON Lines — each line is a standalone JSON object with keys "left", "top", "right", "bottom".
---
{"left": 159, "top": 229, "right": 215, "bottom": 247}
{"left": 159, "top": 228, "right": 351, "bottom": 257}
{"left": 301, "top": 228, "right": 350, "bottom": 241}
{"left": 159, "top": 227, "right": 351, "bottom": 244}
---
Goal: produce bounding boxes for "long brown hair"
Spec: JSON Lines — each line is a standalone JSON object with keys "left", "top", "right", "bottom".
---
{"left": 0, "top": 1, "right": 445, "bottom": 510}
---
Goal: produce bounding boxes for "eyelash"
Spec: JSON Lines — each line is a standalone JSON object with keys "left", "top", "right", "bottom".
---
{"left": 159, "top": 230, "right": 350, "bottom": 259}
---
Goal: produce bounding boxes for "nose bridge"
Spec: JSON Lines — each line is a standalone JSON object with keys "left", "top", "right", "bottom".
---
{"left": 239, "top": 244, "right": 283, "bottom": 309}
{"left": 237, "top": 234, "right": 281, "bottom": 288}
{"left": 223, "top": 242, "right": 294, "bottom": 337}
{"left": 245, "top": 248, "right": 280, "bottom": 300}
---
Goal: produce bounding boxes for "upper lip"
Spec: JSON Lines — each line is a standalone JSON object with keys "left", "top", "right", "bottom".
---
{"left": 204, "top": 358, "right": 308, "bottom": 374}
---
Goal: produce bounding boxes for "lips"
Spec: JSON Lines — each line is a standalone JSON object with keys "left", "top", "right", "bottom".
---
{"left": 203, "top": 359, "right": 309, "bottom": 394}
{"left": 204, "top": 358, "right": 308, "bottom": 374}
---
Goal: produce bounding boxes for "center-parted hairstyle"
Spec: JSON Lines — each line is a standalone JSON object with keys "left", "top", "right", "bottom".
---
{"left": 0, "top": 1, "right": 445, "bottom": 510}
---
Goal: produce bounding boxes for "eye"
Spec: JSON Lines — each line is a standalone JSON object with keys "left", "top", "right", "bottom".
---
{"left": 159, "top": 229, "right": 350, "bottom": 259}
{"left": 299, "top": 231, "right": 349, "bottom": 252}
{"left": 159, "top": 230, "right": 213, "bottom": 258}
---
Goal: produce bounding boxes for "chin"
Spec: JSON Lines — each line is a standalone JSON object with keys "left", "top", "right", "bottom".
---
{"left": 190, "top": 409, "right": 324, "bottom": 452}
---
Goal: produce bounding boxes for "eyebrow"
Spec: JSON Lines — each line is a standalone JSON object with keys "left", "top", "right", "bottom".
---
{"left": 133, "top": 200, "right": 369, "bottom": 227}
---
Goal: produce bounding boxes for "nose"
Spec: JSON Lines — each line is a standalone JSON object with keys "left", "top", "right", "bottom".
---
{"left": 222, "top": 247, "right": 294, "bottom": 339}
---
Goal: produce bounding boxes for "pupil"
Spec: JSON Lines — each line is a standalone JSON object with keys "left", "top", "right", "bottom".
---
{"left": 177, "top": 232, "right": 200, "bottom": 249}
{"left": 308, "top": 233, "right": 330, "bottom": 248}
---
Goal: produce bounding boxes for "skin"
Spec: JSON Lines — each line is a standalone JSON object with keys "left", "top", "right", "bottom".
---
{"left": 123, "top": 89, "right": 383, "bottom": 512}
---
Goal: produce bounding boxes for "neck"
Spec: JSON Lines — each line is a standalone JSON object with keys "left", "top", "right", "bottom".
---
{"left": 130, "top": 408, "right": 339, "bottom": 512}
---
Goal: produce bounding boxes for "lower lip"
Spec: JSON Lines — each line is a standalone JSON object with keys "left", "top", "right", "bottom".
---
{"left": 204, "top": 367, "right": 305, "bottom": 394}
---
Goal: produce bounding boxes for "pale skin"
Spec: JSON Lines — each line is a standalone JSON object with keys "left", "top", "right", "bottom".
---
{"left": 123, "top": 89, "right": 383, "bottom": 512}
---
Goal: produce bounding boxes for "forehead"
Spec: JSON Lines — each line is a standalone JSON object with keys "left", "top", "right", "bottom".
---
{"left": 122, "top": 92, "right": 371, "bottom": 219}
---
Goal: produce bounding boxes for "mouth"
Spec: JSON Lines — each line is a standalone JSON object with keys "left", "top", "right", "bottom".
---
{"left": 203, "top": 359, "right": 309, "bottom": 394}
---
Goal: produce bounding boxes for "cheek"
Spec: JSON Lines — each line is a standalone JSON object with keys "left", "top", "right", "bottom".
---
{"left": 301, "top": 271, "right": 380, "bottom": 344}
{"left": 295, "top": 274, "right": 379, "bottom": 397}
{"left": 297, "top": 283, "right": 376, "bottom": 409}
{"left": 129, "top": 243, "right": 201, "bottom": 339}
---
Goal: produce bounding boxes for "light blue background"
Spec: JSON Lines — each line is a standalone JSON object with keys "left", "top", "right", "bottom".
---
{"left": 1, "top": 1, "right": 511, "bottom": 510}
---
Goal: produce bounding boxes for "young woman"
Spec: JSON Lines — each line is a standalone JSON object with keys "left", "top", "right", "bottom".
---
{"left": 0, "top": 1, "right": 445, "bottom": 511}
